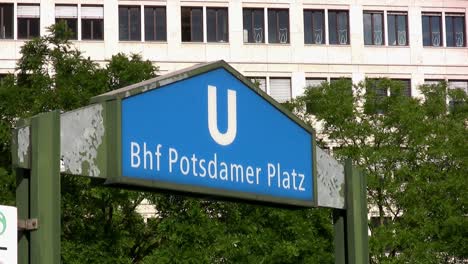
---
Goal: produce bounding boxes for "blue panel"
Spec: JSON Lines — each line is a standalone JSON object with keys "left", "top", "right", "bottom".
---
{"left": 122, "top": 68, "right": 313, "bottom": 202}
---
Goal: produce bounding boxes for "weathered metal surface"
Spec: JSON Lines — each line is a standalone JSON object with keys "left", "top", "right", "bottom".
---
{"left": 316, "top": 147, "right": 345, "bottom": 209}
{"left": 60, "top": 104, "right": 106, "bottom": 178}
{"left": 17, "top": 126, "right": 30, "bottom": 164}
{"left": 12, "top": 123, "right": 31, "bottom": 169}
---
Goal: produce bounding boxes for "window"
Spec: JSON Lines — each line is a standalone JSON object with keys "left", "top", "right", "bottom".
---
{"left": 17, "top": 5, "right": 40, "bottom": 39}
{"left": 0, "top": 74, "right": 7, "bottom": 86}
{"left": 248, "top": 77, "right": 266, "bottom": 92}
{"left": 119, "top": 6, "right": 141, "bottom": 41}
{"left": 365, "top": 78, "right": 411, "bottom": 113}
{"left": 81, "top": 6, "right": 103, "bottom": 40}
{"left": 387, "top": 12, "right": 408, "bottom": 46}
{"left": 145, "top": 6, "right": 166, "bottom": 41}
{"left": 445, "top": 13, "right": 465, "bottom": 47}
{"left": 448, "top": 80, "right": 468, "bottom": 108}
{"left": 424, "top": 79, "right": 444, "bottom": 86}
{"left": 56, "top": 5, "right": 78, "bottom": 40}
{"left": 304, "top": 10, "right": 324, "bottom": 44}
{"left": 331, "top": 77, "right": 352, "bottom": 84}
{"left": 268, "top": 9, "right": 289, "bottom": 44}
{"left": 0, "top": 3, "right": 13, "bottom": 39}
{"left": 393, "top": 79, "right": 411, "bottom": 97}
{"left": 306, "top": 78, "right": 326, "bottom": 88}
{"left": 181, "top": 7, "right": 203, "bottom": 42}
{"left": 328, "top": 10, "right": 349, "bottom": 44}
{"left": 422, "top": 13, "right": 442, "bottom": 47}
{"left": 269, "top": 78, "right": 291, "bottom": 102}
{"left": 363, "top": 11, "right": 384, "bottom": 45}
{"left": 243, "top": 8, "right": 264, "bottom": 43}
{"left": 206, "top": 8, "right": 228, "bottom": 43}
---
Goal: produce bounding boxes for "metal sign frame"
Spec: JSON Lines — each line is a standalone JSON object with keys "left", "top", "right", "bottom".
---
{"left": 11, "top": 60, "right": 368, "bottom": 264}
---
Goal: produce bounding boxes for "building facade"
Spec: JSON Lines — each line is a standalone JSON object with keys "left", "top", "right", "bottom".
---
{"left": 1, "top": 0, "right": 467, "bottom": 101}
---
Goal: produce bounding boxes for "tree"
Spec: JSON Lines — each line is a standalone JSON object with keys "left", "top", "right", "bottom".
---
{"left": 1, "top": 22, "right": 335, "bottom": 263}
{"left": 294, "top": 78, "right": 467, "bottom": 263}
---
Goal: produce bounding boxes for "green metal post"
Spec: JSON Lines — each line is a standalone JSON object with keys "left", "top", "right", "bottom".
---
{"left": 333, "top": 209, "right": 347, "bottom": 264}
{"left": 345, "top": 159, "right": 369, "bottom": 264}
{"left": 16, "top": 168, "right": 30, "bottom": 264}
{"left": 30, "top": 111, "right": 61, "bottom": 264}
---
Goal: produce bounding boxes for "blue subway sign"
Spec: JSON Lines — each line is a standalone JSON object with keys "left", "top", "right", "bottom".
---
{"left": 114, "top": 62, "right": 316, "bottom": 207}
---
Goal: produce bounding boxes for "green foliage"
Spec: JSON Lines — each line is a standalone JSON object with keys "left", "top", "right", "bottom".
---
{"left": 296, "top": 79, "right": 467, "bottom": 263}
{"left": 1, "top": 22, "right": 335, "bottom": 263}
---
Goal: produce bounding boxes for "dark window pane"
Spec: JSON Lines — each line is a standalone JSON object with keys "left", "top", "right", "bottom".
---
{"left": 82, "top": 19, "right": 103, "bottom": 40}
{"left": 387, "top": 15, "right": 396, "bottom": 45}
{"left": 181, "top": 7, "right": 191, "bottom": 41}
{"left": 217, "top": 9, "right": 228, "bottom": 42}
{"left": 312, "top": 11, "right": 324, "bottom": 44}
{"left": 145, "top": 7, "right": 166, "bottom": 41}
{"left": 329, "top": 11, "right": 349, "bottom": 44}
{"left": 268, "top": 10, "right": 277, "bottom": 43}
{"left": 431, "top": 16, "right": 441, "bottom": 46}
{"left": 191, "top": 8, "right": 203, "bottom": 41}
{"left": 119, "top": 6, "right": 140, "bottom": 41}
{"left": 454, "top": 16, "right": 464, "bottom": 47}
{"left": 144, "top": 8, "right": 155, "bottom": 41}
{"left": 304, "top": 11, "right": 313, "bottom": 43}
{"left": 243, "top": 9, "right": 252, "bottom": 42}
{"left": 207, "top": 8, "right": 228, "bottom": 42}
{"left": 181, "top": 7, "right": 203, "bottom": 42}
{"left": 155, "top": 8, "right": 166, "bottom": 41}
{"left": 396, "top": 15, "right": 407, "bottom": 45}
{"left": 17, "top": 18, "right": 28, "bottom": 39}
{"left": 363, "top": 13, "right": 372, "bottom": 45}
{"left": 446, "top": 17, "right": 454, "bottom": 47}
{"left": 373, "top": 13, "right": 383, "bottom": 45}
{"left": 29, "top": 18, "right": 40, "bottom": 38}
{"left": 337, "top": 12, "right": 348, "bottom": 44}
{"left": 0, "top": 4, "right": 13, "bottom": 39}
{"left": 422, "top": 16, "right": 430, "bottom": 46}
{"left": 56, "top": 18, "right": 77, "bottom": 39}
{"left": 268, "top": 9, "right": 289, "bottom": 43}
{"left": 119, "top": 7, "right": 129, "bottom": 40}
{"left": 129, "top": 7, "right": 141, "bottom": 40}
{"left": 244, "top": 8, "right": 264, "bottom": 43}
{"left": 328, "top": 11, "right": 337, "bottom": 44}
{"left": 253, "top": 9, "right": 264, "bottom": 43}
{"left": 82, "top": 19, "right": 91, "bottom": 39}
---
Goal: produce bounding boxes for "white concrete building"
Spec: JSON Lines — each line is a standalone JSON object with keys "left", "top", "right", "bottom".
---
{"left": 1, "top": 0, "right": 468, "bottom": 101}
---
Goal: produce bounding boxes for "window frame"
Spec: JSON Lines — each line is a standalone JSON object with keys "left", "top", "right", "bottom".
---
{"left": 387, "top": 11, "right": 408, "bottom": 46}
{"left": 267, "top": 8, "right": 290, "bottom": 44}
{"left": 81, "top": 5, "right": 104, "bottom": 41}
{"left": 55, "top": 5, "right": 78, "bottom": 40}
{"left": 422, "top": 12, "right": 443, "bottom": 47}
{"left": 445, "top": 13, "right": 466, "bottom": 47}
{"left": 206, "top": 7, "right": 229, "bottom": 43}
{"left": 328, "top": 10, "right": 350, "bottom": 45}
{"left": 144, "top": 6, "right": 167, "bottom": 42}
{"left": 248, "top": 76, "right": 267, "bottom": 92}
{"left": 118, "top": 5, "right": 141, "bottom": 41}
{"left": 269, "top": 77, "right": 292, "bottom": 103}
{"left": 0, "top": 3, "right": 13, "bottom": 39}
{"left": 303, "top": 9, "right": 325, "bottom": 45}
{"left": 17, "top": 4, "right": 40, "bottom": 39}
{"left": 242, "top": 8, "right": 265, "bottom": 44}
{"left": 363, "top": 10, "right": 385, "bottom": 46}
{"left": 181, "top": 6, "right": 204, "bottom": 42}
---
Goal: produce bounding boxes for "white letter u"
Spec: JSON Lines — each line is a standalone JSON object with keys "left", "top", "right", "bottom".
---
{"left": 208, "top": 85, "right": 237, "bottom": 146}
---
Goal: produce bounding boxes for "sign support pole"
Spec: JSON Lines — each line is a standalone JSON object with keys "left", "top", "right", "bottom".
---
{"left": 334, "top": 160, "right": 369, "bottom": 264}
{"left": 16, "top": 168, "right": 30, "bottom": 264}
{"left": 16, "top": 111, "right": 61, "bottom": 264}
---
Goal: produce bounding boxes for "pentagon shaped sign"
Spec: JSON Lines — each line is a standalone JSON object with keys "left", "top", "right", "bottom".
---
{"left": 93, "top": 61, "right": 317, "bottom": 207}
